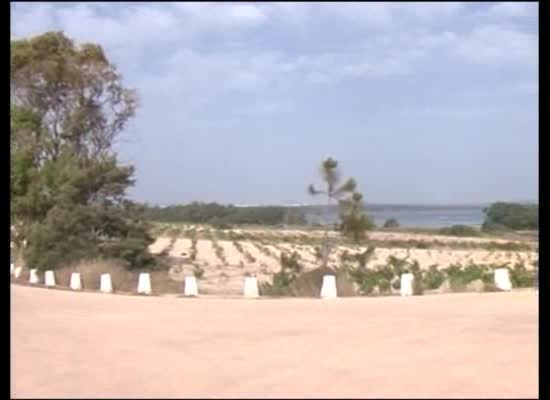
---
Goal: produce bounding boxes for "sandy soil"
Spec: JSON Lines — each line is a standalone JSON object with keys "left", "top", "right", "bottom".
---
{"left": 11, "top": 285, "right": 538, "bottom": 398}
{"left": 147, "top": 236, "right": 172, "bottom": 254}
{"left": 196, "top": 239, "right": 219, "bottom": 266}
{"left": 143, "top": 234, "right": 538, "bottom": 295}
{"left": 236, "top": 227, "right": 534, "bottom": 245}
{"left": 218, "top": 241, "right": 243, "bottom": 266}
{"left": 166, "top": 238, "right": 191, "bottom": 257}
{"left": 151, "top": 236, "right": 537, "bottom": 271}
{"left": 240, "top": 241, "right": 279, "bottom": 270}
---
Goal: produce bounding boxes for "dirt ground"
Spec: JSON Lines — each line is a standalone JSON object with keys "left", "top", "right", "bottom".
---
{"left": 11, "top": 285, "right": 538, "bottom": 398}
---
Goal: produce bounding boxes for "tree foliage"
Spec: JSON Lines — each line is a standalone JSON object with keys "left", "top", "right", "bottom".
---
{"left": 141, "top": 202, "right": 307, "bottom": 226}
{"left": 339, "top": 192, "right": 376, "bottom": 242}
{"left": 11, "top": 32, "right": 153, "bottom": 270}
{"left": 482, "top": 202, "right": 538, "bottom": 231}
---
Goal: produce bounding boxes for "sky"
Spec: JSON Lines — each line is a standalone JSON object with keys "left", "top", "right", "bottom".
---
{"left": 11, "top": 2, "right": 539, "bottom": 206}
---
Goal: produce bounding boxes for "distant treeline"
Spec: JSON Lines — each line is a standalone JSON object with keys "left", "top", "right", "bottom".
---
{"left": 141, "top": 202, "right": 307, "bottom": 227}
{"left": 140, "top": 201, "right": 538, "bottom": 231}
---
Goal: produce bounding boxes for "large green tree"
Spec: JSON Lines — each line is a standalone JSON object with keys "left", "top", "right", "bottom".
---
{"left": 482, "top": 202, "right": 538, "bottom": 231}
{"left": 11, "top": 31, "right": 153, "bottom": 270}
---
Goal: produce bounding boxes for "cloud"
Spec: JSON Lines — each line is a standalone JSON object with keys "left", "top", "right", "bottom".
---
{"left": 170, "top": 2, "right": 267, "bottom": 30}
{"left": 10, "top": 3, "right": 56, "bottom": 38}
{"left": 229, "top": 3, "right": 267, "bottom": 22}
{"left": 10, "top": 2, "right": 538, "bottom": 114}
{"left": 399, "top": 104, "right": 503, "bottom": 119}
{"left": 453, "top": 24, "right": 537, "bottom": 65}
{"left": 485, "top": 2, "right": 538, "bottom": 19}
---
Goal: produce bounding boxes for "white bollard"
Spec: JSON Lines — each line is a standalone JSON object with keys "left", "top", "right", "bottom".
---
{"left": 100, "top": 273, "right": 113, "bottom": 293}
{"left": 70, "top": 273, "right": 82, "bottom": 290}
{"left": 137, "top": 273, "right": 152, "bottom": 295}
{"left": 494, "top": 268, "right": 512, "bottom": 291}
{"left": 14, "top": 267, "right": 22, "bottom": 278}
{"left": 10, "top": 263, "right": 15, "bottom": 275}
{"left": 29, "top": 269, "right": 39, "bottom": 284}
{"left": 44, "top": 270, "right": 56, "bottom": 287}
{"left": 184, "top": 276, "right": 199, "bottom": 297}
{"left": 243, "top": 276, "right": 259, "bottom": 298}
{"left": 320, "top": 275, "right": 338, "bottom": 299}
{"left": 400, "top": 273, "right": 414, "bottom": 296}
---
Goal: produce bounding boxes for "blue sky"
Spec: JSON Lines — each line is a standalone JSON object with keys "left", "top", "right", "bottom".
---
{"left": 11, "top": 2, "right": 538, "bottom": 205}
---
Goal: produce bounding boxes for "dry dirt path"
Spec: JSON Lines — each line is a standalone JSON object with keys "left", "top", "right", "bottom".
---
{"left": 11, "top": 285, "right": 538, "bottom": 398}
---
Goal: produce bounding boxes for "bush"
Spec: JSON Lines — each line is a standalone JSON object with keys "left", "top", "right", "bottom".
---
{"left": 378, "top": 278, "right": 391, "bottom": 294}
{"left": 193, "top": 264, "right": 205, "bottom": 279}
{"left": 486, "top": 241, "right": 532, "bottom": 251}
{"left": 422, "top": 265, "right": 445, "bottom": 290}
{"left": 481, "top": 222, "right": 510, "bottom": 234}
{"left": 347, "top": 267, "right": 380, "bottom": 295}
{"left": 210, "top": 217, "right": 233, "bottom": 230}
{"left": 439, "top": 225, "right": 481, "bottom": 237}
{"left": 383, "top": 218, "right": 400, "bottom": 229}
{"left": 340, "top": 246, "right": 376, "bottom": 268}
{"left": 443, "top": 263, "right": 493, "bottom": 290}
{"left": 267, "top": 251, "right": 304, "bottom": 290}
{"left": 482, "top": 202, "right": 538, "bottom": 231}
{"left": 508, "top": 262, "right": 535, "bottom": 288}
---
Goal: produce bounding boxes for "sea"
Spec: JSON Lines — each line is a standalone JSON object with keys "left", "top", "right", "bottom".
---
{"left": 301, "top": 204, "right": 487, "bottom": 228}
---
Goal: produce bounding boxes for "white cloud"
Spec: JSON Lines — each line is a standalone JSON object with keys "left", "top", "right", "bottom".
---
{"left": 229, "top": 3, "right": 266, "bottom": 22}
{"left": 171, "top": 2, "right": 266, "bottom": 29}
{"left": 485, "top": 2, "right": 538, "bottom": 19}
{"left": 10, "top": 2, "right": 538, "bottom": 114}
{"left": 326, "top": 2, "right": 396, "bottom": 27}
{"left": 10, "top": 3, "right": 56, "bottom": 39}
{"left": 397, "top": 2, "right": 465, "bottom": 22}
{"left": 453, "top": 24, "right": 538, "bottom": 65}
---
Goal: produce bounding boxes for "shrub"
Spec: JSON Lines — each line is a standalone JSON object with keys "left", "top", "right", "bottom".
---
{"left": 438, "top": 225, "right": 481, "bottom": 237}
{"left": 386, "top": 255, "right": 409, "bottom": 277}
{"left": 443, "top": 263, "right": 493, "bottom": 290}
{"left": 422, "top": 265, "right": 445, "bottom": 290}
{"left": 508, "top": 262, "right": 535, "bottom": 288}
{"left": 486, "top": 241, "right": 531, "bottom": 251}
{"left": 378, "top": 278, "right": 391, "bottom": 294}
{"left": 481, "top": 222, "right": 510, "bottom": 234}
{"left": 193, "top": 264, "right": 204, "bottom": 279}
{"left": 383, "top": 218, "right": 400, "bottom": 229}
{"left": 190, "top": 232, "right": 198, "bottom": 261}
{"left": 261, "top": 251, "right": 304, "bottom": 294}
{"left": 210, "top": 217, "right": 233, "bottom": 230}
{"left": 347, "top": 267, "right": 378, "bottom": 295}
